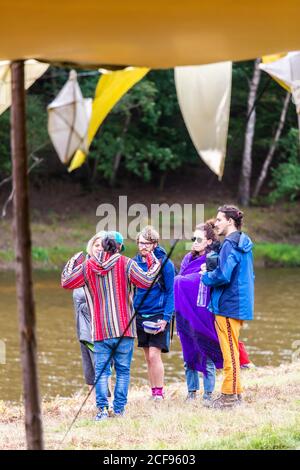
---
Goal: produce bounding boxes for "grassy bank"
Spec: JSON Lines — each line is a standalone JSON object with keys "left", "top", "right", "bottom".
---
{"left": 1, "top": 241, "right": 300, "bottom": 270}
{"left": 1, "top": 361, "right": 300, "bottom": 450}
{"left": 1, "top": 198, "right": 300, "bottom": 270}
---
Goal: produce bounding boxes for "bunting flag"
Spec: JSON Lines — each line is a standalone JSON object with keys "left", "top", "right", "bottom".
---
{"left": 175, "top": 62, "right": 232, "bottom": 180}
{"left": 261, "top": 53, "right": 289, "bottom": 91}
{"left": 260, "top": 52, "right": 300, "bottom": 133}
{"left": 260, "top": 52, "right": 300, "bottom": 92}
{"left": 47, "top": 70, "right": 92, "bottom": 165}
{"left": 68, "top": 66, "right": 149, "bottom": 171}
{"left": 0, "top": 60, "right": 49, "bottom": 115}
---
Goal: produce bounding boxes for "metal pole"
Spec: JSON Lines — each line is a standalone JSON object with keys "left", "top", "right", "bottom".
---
{"left": 10, "top": 60, "right": 44, "bottom": 450}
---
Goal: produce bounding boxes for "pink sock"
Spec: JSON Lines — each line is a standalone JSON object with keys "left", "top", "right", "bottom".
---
{"left": 155, "top": 387, "right": 164, "bottom": 397}
{"left": 151, "top": 387, "right": 156, "bottom": 396}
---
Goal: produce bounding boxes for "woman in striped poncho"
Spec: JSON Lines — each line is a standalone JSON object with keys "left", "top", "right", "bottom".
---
{"left": 61, "top": 231, "right": 160, "bottom": 420}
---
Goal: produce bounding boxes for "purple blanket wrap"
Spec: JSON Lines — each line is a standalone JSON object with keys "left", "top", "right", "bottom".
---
{"left": 175, "top": 253, "right": 223, "bottom": 374}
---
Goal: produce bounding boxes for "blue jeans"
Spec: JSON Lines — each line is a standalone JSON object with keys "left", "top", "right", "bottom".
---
{"left": 184, "top": 357, "right": 216, "bottom": 394}
{"left": 94, "top": 337, "right": 134, "bottom": 414}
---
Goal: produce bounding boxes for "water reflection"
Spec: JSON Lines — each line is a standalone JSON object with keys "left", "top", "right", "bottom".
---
{"left": 0, "top": 268, "right": 299, "bottom": 401}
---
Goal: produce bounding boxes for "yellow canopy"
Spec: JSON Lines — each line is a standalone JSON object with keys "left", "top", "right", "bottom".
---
{"left": 1, "top": 1, "right": 300, "bottom": 68}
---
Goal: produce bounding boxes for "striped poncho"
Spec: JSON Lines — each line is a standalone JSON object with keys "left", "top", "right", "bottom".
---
{"left": 61, "top": 251, "right": 160, "bottom": 341}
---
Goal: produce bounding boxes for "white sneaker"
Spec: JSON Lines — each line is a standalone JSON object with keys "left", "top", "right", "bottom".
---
{"left": 153, "top": 395, "right": 164, "bottom": 401}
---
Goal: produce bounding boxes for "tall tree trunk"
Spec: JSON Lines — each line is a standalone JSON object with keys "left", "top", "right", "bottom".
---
{"left": 159, "top": 171, "right": 167, "bottom": 192}
{"left": 238, "top": 59, "right": 261, "bottom": 206}
{"left": 91, "top": 127, "right": 104, "bottom": 184}
{"left": 91, "top": 150, "right": 100, "bottom": 184}
{"left": 110, "top": 114, "right": 131, "bottom": 187}
{"left": 253, "top": 92, "right": 291, "bottom": 199}
{"left": 11, "top": 61, "right": 44, "bottom": 450}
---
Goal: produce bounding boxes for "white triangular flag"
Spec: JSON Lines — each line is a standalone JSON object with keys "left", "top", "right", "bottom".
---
{"left": 48, "top": 70, "right": 92, "bottom": 165}
{"left": 175, "top": 62, "right": 232, "bottom": 180}
{"left": 0, "top": 59, "right": 49, "bottom": 115}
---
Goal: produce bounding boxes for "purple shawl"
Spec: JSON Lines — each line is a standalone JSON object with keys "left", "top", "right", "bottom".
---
{"left": 175, "top": 253, "right": 223, "bottom": 374}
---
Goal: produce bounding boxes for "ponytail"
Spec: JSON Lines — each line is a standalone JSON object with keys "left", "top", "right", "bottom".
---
{"left": 102, "top": 237, "right": 119, "bottom": 254}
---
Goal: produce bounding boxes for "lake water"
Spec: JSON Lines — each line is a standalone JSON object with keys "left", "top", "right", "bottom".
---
{"left": 0, "top": 268, "right": 299, "bottom": 402}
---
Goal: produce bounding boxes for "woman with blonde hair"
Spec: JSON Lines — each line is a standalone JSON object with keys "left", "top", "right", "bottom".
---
{"left": 71, "top": 231, "right": 107, "bottom": 391}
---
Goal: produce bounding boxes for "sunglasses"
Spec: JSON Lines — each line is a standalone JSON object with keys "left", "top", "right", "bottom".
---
{"left": 191, "top": 236, "right": 204, "bottom": 243}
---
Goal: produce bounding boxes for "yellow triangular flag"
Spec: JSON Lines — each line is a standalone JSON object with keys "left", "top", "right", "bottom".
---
{"left": 68, "top": 66, "right": 149, "bottom": 171}
{"left": 68, "top": 149, "right": 87, "bottom": 172}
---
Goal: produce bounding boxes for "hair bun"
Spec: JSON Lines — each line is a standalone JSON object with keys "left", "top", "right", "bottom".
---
{"left": 102, "top": 237, "right": 118, "bottom": 254}
{"left": 206, "top": 218, "right": 216, "bottom": 228}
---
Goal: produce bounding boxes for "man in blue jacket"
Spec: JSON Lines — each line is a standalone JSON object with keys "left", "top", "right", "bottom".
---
{"left": 133, "top": 226, "right": 175, "bottom": 400}
{"left": 201, "top": 205, "right": 254, "bottom": 409}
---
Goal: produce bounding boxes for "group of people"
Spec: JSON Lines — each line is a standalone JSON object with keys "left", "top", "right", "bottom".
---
{"left": 61, "top": 204, "right": 255, "bottom": 420}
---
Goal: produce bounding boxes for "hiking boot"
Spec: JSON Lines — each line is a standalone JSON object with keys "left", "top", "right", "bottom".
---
{"left": 95, "top": 407, "right": 109, "bottom": 421}
{"left": 203, "top": 392, "right": 213, "bottom": 402}
{"left": 113, "top": 409, "right": 125, "bottom": 418}
{"left": 185, "top": 391, "right": 197, "bottom": 402}
{"left": 237, "top": 394, "right": 243, "bottom": 405}
{"left": 209, "top": 393, "right": 238, "bottom": 409}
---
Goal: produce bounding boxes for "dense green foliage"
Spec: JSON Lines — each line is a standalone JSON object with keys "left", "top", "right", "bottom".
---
{"left": 0, "top": 94, "right": 48, "bottom": 172}
{"left": 0, "top": 61, "right": 299, "bottom": 201}
{"left": 268, "top": 128, "right": 300, "bottom": 202}
{"left": 86, "top": 70, "right": 196, "bottom": 188}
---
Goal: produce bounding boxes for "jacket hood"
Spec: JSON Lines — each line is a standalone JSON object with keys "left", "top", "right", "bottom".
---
{"left": 154, "top": 245, "right": 167, "bottom": 260}
{"left": 225, "top": 231, "right": 253, "bottom": 253}
{"left": 89, "top": 252, "right": 121, "bottom": 275}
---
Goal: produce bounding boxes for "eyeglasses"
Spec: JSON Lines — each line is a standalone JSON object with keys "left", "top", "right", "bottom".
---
{"left": 138, "top": 241, "right": 154, "bottom": 246}
{"left": 191, "top": 236, "right": 204, "bottom": 243}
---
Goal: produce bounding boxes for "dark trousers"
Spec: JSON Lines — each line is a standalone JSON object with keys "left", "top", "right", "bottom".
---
{"left": 80, "top": 342, "right": 95, "bottom": 385}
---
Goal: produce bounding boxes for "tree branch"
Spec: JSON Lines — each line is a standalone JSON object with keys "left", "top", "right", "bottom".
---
{"left": 1, "top": 154, "right": 44, "bottom": 218}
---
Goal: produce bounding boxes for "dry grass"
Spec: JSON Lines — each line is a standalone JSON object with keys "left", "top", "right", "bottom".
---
{"left": 1, "top": 361, "right": 300, "bottom": 450}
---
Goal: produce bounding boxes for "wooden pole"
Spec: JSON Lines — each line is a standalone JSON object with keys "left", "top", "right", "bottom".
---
{"left": 10, "top": 60, "right": 44, "bottom": 450}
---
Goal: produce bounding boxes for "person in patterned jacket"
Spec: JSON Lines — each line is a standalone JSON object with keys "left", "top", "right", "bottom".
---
{"left": 61, "top": 231, "right": 160, "bottom": 420}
